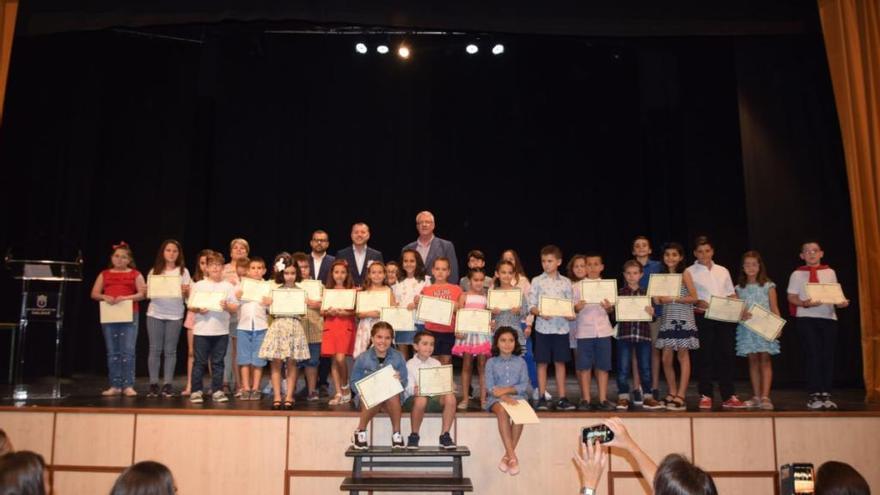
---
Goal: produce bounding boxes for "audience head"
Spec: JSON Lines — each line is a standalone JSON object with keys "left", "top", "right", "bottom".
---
{"left": 653, "top": 453, "right": 717, "bottom": 495}
{"left": 0, "top": 428, "right": 13, "bottom": 456}
{"left": 0, "top": 451, "right": 49, "bottom": 495}
{"left": 110, "top": 460, "right": 177, "bottom": 495}
{"left": 815, "top": 461, "right": 870, "bottom": 495}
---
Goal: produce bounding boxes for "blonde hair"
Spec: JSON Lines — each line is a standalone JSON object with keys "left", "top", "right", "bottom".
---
{"left": 229, "top": 238, "right": 250, "bottom": 254}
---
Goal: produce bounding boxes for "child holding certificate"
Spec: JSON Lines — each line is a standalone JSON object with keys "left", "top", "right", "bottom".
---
{"left": 452, "top": 269, "right": 492, "bottom": 410}
{"left": 735, "top": 251, "right": 780, "bottom": 410}
{"left": 652, "top": 243, "right": 699, "bottom": 412}
{"left": 321, "top": 259, "right": 357, "bottom": 405}
{"left": 404, "top": 331, "right": 457, "bottom": 449}
{"left": 617, "top": 260, "right": 662, "bottom": 410}
{"left": 354, "top": 262, "right": 391, "bottom": 358}
{"left": 392, "top": 249, "right": 430, "bottom": 359}
{"left": 292, "top": 252, "right": 324, "bottom": 401}
{"left": 235, "top": 257, "right": 271, "bottom": 401}
{"left": 787, "top": 240, "right": 849, "bottom": 410}
{"left": 417, "top": 257, "right": 463, "bottom": 365}
{"left": 570, "top": 254, "right": 615, "bottom": 412}
{"left": 491, "top": 260, "right": 530, "bottom": 348}
{"left": 181, "top": 249, "right": 213, "bottom": 396}
{"left": 189, "top": 252, "right": 239, "bottom": 403}
{"left": 350, "top": 322, "right": 408, "bottom": 450}
{"left": 500, "top": 249, "right": 538, "bottom": 394}
{"left": 91, "top": 242, "right": 146, "bottom": 397}
{"left": 145, "top": 239, "right": 192, "bottom": 398}
{"left": 486, "top": 327, "right": 532, "bottom": 476}
{"left": 260, "top": 255, "right": 309, "bottom": 409}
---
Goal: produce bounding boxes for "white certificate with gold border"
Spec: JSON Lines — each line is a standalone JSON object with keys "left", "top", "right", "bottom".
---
{"left": 380, "top": 307, "right": 415, "bottom": 332}
{"left": 454, "top": 308, "right": 492, "bottom": 334}
{"left": 416, "top": 295, "right": 455, "bottom": 326}
{"left": 418, "top": 365, "right": 453, "bottom": 397}
{"left": 357, "top": 289, "right": 392, "bottom": 314}
{"left": 147, "top": 274, "right": 182, "bottom": 299}
{"left": 578, "top": 279, "right": 618, "bottom": 304}
{"left": 320, "top": 289, "right": 357, "bottom": 311}
{"left": 487, "top": 289, "right": 523, "bottom": 311}
{"left": 99, "top": 300, "right": 133, "bottom": 323}
{"left": 500, "top": 399, "right": 540, "bottom": 425}
{"left": 743, "top": 304, "right": 785, "bottom": 341}
{"left": 297, "top": 279, "right": 324, "bottom": 301}
{"left": 240, "top": 278, "right": 271, "bottom": 302}
{"left": 189, "top": 291, "right": 225, "bottom": 312}
{"left": 647, "top": 273, "right": 682, "bottom": 298}
{"left": 538, "top": 296, "right": 574, "bottom": 318}
{"left": 615, "top": 296, "right": 653, "bottom": 322}
{"left": 270, "top": 288, "right": 307, "bottom": 316}
{"left": 354, "top": 365, "right": 404, "bottom": 409}
{"left": 804, "top": 283, "right": 846, "bottom": 305}
{"left": 706, "top": 296, "right": 746, "bottom": 323}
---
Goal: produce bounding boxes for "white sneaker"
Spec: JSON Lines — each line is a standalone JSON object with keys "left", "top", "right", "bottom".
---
{"left": 351, "top": 429, "right": 368, "bottom": 450}
{"left": 212, "top": 390, "right": 229, "bottom": 403}
{"left": 531, "top": 388, "right": 540, "bottom": 401}
{"left": 822, "top": 393, "right": 838, "bottom": 410}
{"left": 807, "top": 393, "right": 824, "bottom": 410}
{"left": 391, "top": 431, "right": 405, "bottom": 449}
{"left": 189, "top": 390, "right": 203, "bottom": 403}
{"left": 544, "top": 391, "right": 552, "bottom": 401}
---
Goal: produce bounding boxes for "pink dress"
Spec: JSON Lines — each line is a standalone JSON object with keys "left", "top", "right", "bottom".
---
{"left": 451, "top": 294, "right": 492, "bottom": 357}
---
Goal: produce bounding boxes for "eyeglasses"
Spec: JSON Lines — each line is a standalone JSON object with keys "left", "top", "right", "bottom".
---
{"left": 312, "top": 239, "right": 329, "bottom": 243}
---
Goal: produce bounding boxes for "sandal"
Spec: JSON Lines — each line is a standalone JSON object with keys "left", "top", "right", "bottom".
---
{"left": 507, "top": 457, "right": 520, "bottom": 476}
{"left": 102, "top": 387, "right": 122, "bottom": 396}
{"left": 667, "top": 395, "right": 686, "bottom": 411}
{"left": 283, "top": 400, "right": 294, "bottom": 410}
{"left": 497, "top": 455, "right": 510, "bottom": 473}
{"left": 272, "top": 401, "right": 282, "bottom": 410}
{"left": 329, "top": 393, "right": 344, "bottom": 406}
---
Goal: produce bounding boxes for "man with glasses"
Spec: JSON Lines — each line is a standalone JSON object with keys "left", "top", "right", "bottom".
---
{"left": 309, "top": 230, "right": 334, "bottom": 283}
{"left": 402, "top": 211, "right": 459, "bottom": 284}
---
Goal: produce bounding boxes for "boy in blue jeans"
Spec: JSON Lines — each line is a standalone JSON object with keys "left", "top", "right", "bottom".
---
{"left": 617, "top": 260, "right": 662, "bottom": 410}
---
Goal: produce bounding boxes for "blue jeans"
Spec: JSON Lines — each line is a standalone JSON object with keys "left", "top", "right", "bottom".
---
{"left": 192, "top": 335, "right": 229, "bottom": 393}
{"left": 523, "top": 324, "right": 538, "bottom": 388}
{"left": 616, "top": 340, "right": 652, "bottom": 395}
{"left": 102, "top": 314, "right": 139, "bottom": 389}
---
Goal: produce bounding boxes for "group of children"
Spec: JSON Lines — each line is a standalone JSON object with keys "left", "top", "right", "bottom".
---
{"left": 92, "top": 234, "right": 849, "bottom": 425}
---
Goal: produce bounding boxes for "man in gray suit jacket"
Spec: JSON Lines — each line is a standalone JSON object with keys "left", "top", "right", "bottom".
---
{"left": 402, "top": 210, "right": 459, "bottom": 283}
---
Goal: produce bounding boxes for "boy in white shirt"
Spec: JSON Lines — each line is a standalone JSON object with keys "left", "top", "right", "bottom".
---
{"left": 405, "top": 331, "right": 457, "bottom": 450}
{"left": 235, "top": 257, "right": 271, "bottom": 400}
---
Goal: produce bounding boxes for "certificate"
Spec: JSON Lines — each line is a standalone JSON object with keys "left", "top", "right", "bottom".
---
{"left": 321, "top": 289, "right": 357, "bottom": 311}
{"left": 500, "top": 399, "right": 540, "bottom": 425}
{"left": 416, "top": 295, "right": 455, "bottom": 326}
{"left": 354, "top": 365, "right": 404, "bottom": 409}
{"left": 706, "top": 296, "right": 746, "bottom": 323}
{"left": 147, "top": 274, "right": 182, "bottom": 299}
{"left": 270, "top": 288, "right": 306, "bottom": 316}
{"left": 380, "top": 307, "right": 415, "bottom": 332}
{"left": 805, "top": 283, "right": 846, "bottom": 305}
{"left": 538, "top": 296, "right": 574, "bottom": 318}
{"left": 357, "top": 289, "right": 392, "bottom": 314}
{"left": 487, "top": 288, "right": 523, "bottom": 311}
{"left": 455, "top": 309, "right": 492, "bottom": 334}
{"left": 297, "top": 279, "right": 324, "bottom": 301}
{"left": 240, "top": 278, "right": 271, "bottom": 302}
{"left": 99, "top": 300, "right": 133, "bottom": 323}
{"left": 418, "top": 365, "right": 453, "bottom": 397}
{"left": 189, "top": 291, "right": 225, "bottom": 311}
{"left": 578, "top": 279, "right": 618, "bottom": 304}
{"left": 615, "top": 296, "right": 652, "bottom": 322}
{"left": 743, "top": 304, "right": 785, "bottom": 341}
{"left": 647, "top": 273, "right": 682, "bottom": 298}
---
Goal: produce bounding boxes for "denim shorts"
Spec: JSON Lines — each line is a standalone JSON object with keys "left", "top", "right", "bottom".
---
{"left": 297, "top": 343, "right": 321, "bottom": 369}
{"left": 237, "top": 329, "right": 268, "bottom": 367}
{"left": 575, "top": 337, "right": 612, "bottom": 371}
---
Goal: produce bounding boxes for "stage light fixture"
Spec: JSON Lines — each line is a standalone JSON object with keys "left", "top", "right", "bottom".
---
{"left": 492, "top": 44, "right": 505, "bottom": 55}
{"left": 355, "top": 43, "right": 368, "bottom": 54}
{"left": 398, "top": 45, "right": 411, "bottom": 59}
{"left": 466, "top": 44, "right": 479, "bottom": 54}
{"left": 377, "top": 44, "right": 389, "bottom": 54}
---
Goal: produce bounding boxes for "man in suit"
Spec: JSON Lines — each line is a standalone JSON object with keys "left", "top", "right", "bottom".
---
{"left": 402, "top": 210, "right": 459, "bottom": 283}
{"left": 335, "top": 222, "right": 384, "bottom": 287}
{"left": 308, "top": 229, "right": 334, "bottom": 283}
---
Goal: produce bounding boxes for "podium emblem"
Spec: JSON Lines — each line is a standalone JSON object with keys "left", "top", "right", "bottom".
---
{"left": 36, "top": 294, "right": 48, "bottom": 309}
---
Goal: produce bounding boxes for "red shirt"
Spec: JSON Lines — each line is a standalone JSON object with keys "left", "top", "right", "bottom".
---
{"left": 101, "top": 269, "right": 141, "bottom": 312}
{"left": 420, "top": 283, "right": 462, "bottom": 333}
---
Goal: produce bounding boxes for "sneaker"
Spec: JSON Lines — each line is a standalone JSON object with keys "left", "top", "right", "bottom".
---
{"left": 536, "top": 398, "right": 549, "bottom": 411}
{"left": 250, "top": 390, "right": 262, "bottom": 401}
{"left": 760, "top": 397, "right": 774, "bottom": 411}
{"left": 642, "top": 395, "right": 664, "bottom": 410}
{"left": 596, "top": 400, "right": 617, "bottom": 412}
{"left": 391, "top": 431, "right": 405, "bottom": 449}
{"left": 439, "top": 432, "right": 456, "bottom": 450}
{"left": 722, "top": 395, "right": 747, "bottom": 409}
{"left": 742, "top": 396, "right": 761, "bottom": 409}
{"left": 212, "top": 390, "right": 229, "bottom": 403}
{"left": 698, "top": 395, "right": 713, "bottom": 410}
{"left": 616, "top": 398, "right": 631, "bottom": 410}
{"left": 822, "top": 393, "right": 838, "bottom": 410}
{"left": 351, "top": 429, "right": 368, "bottom": 450}
{"left": 577, "top": 399, "right": 592, "bottom": 411}
{"left": 237, "top": 389, "right": 250, "bottom": 401}
{"left": 556, "top": 397, "right": 576, "bottom": 411}
{"left": 457, "top": 399, "right": 469, "bottom": 410}
{"left": 406, "top": 433, "right": 420, "bottom": 450}
{"left": 544, "top": 390, "right": 552, "bottom": 401}
{"left": 807, "top": 393, "right": 824, "bottom": 410}
{"left": 306, "top": 390, "right": 319, "bottom": 402}
{"left": 161, "top": 384, "right": 175, "bottom": 398}
{"left": 147, "top": 384, "right": 160, "bottom": 398}
{"left": 632, "top": 388, "right": 644, "bottom": 406}
{"left": 189, "top": 390, "right": 204, "bottom": 403}
{"left": 531, "top": 388, "right": 540, "bottom": 401}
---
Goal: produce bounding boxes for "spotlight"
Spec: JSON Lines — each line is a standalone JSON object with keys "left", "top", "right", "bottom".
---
{"left": 377, "top": 44, "right": 389, "bottom": 54}
{"left": 398, "top": 44, "right": 411, "bottom": 59}
{"left": 355, "top": 43, "right": 367, "bottom": 54}
{"left": 492, "top": 44, "right": 505, "bottom": 55}
{"left": 466, "top": 44, "right": 479, "bottom": 55}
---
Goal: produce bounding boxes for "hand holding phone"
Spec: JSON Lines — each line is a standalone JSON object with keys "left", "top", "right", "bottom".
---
{"left": 582, "top": 424, "right": 615, "bottom": 445}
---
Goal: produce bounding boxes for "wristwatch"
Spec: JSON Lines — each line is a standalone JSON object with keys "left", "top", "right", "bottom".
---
{"left": 580, "top": 487, "right": 595, "bottom": 495}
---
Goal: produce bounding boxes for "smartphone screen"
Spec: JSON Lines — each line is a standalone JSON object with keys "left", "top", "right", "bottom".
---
{"left": 582, "top": 425, "right": 614, "bottom": 444}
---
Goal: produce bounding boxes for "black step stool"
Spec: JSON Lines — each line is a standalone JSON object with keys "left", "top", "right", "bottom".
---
{"left": 341, "top": 446, "right": 473, "bottom": 494}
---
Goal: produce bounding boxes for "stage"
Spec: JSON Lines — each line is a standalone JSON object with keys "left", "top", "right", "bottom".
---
{"left": 2, "top": 378, "right": 878, "bottom": 494}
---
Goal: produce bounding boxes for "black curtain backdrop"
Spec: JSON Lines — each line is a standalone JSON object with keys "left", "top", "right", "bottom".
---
{"left": 0, "top": 26, "right": 859, "bottom": 387}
